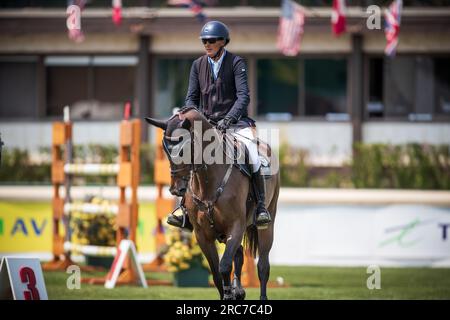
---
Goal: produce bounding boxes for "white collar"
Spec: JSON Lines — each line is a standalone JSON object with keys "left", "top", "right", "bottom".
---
{"left": 208, "top": 49, "right": 226, "bottom": 69}
{"left": 208, "top": 48, "right": 226, "bottom": 65}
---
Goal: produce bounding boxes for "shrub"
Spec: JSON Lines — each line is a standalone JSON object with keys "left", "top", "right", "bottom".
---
{"left": 0, "top": 143, "right": 156, "bottom": 185}
{"left": 1, "top": 142, "right": 449, "bottom": 190}
{"left": 278, "top": 143, "right": 308, "bottom": 187}
{"left": 70, "top": 195, "right": 116, "bottom": 247}
{"left": 0, "top": 148, "right": 51, "bottom": 183}
{"left": 352, "top": 143, "right": 450, "bottom": 190}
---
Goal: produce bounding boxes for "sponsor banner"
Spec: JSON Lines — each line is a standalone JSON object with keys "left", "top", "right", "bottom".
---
{"left": 272, "top": 204, "right": 450, "bottom": 267}
{"left": 0, "top": 202, "right": 157, "bottom": 260}
{"left": 4, "top": 201, "right": 449, "bottom": 267}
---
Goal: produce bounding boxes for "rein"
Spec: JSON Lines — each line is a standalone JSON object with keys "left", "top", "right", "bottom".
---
{"left": 189, "top": 161, "right": 233, "bottom": 228}
{"left": 163, "top": 113, "right": 235, "bottom": 229}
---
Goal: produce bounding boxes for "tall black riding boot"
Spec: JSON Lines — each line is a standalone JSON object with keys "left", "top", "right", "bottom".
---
{"left": 252, "top": 169, "right": 272, "bottom": 229}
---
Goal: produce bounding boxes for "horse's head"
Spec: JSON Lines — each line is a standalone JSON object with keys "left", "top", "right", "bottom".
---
{"left": 145, "top": 106, "right": 210, "bottom": 196}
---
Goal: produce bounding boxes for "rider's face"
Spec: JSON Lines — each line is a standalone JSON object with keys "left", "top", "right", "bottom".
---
{"left": 202, "top": 38, "right": 225, "bottom": 58}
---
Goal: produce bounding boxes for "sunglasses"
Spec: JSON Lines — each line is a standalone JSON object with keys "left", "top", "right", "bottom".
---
{"left": 201, "top": 38, "right": 223, "bottom": 45}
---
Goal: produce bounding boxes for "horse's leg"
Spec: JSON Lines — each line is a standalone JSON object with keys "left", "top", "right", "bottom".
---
{"left": 232, "top": 244, "right": 246, "bottom": 300}
{"left": 257, "top": 224, "right": 274, "bottom": 300}
{"left": 256, "top": 174, "right": 279, "bottom": 300}
{"left": 195, "top": 232, "right": 223, "bottom": 299}
{"left": 220, "top": 224, "right": 245, "bottom": 300}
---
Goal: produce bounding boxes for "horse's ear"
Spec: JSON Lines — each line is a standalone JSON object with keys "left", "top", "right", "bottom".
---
{"left": 145, "top": 117, "right": 167, "bottom": 130}
{"left": 180, "top": 118, "right": 191, "bottom": 130}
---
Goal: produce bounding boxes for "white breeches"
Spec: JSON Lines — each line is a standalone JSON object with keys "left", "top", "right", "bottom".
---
{"left": 233, "top": 127, "right": 261, "bottom": 173}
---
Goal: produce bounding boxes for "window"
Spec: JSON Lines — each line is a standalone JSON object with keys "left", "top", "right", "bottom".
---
{"left": 434, "top": 58, "right": 450, "bottom": 116}
{"left": 367, "top": 58, "right": 383, "bottom": 118}
{"left": 155, "top": 58, "right": 193, "bottom": 118}
{"left": 304, "top": 58, "right": 347, "bottom": 117}
{"left": 384, "top": 57, "right": 416, "bottom": 117}
{"left": 367, "top": 56, "right": 450, "bottom": 120}
{"left": 0, "top": 57, "right": 37, "bottom": 119}
{"left": 46, "top": 56, "right": 136, "bottom": 120}
{"left": 47, "top": 66, "right": 89, "bottom": 117}
{"left": 256, "top": 57, "right": 348, "bottom": 119}
{"left": 257, "top": 59, "right": 299, "bottom": 118}
{"left": 94, "top": 67, "right": 135, "bottom": 106}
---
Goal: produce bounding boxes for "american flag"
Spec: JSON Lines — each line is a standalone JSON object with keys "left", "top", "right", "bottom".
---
{"left": 168, "top": 0, "right": 206, "bottom": 22}
{"left": 277, "top": 0, "right": 305, "bottom": 57}
{"left": 384, "top": 0, "right": 403, "bottom": 57}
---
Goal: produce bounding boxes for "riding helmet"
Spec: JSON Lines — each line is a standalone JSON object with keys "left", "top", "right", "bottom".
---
{"left": 199, "top": 21, "right": 230, "bottom": 45}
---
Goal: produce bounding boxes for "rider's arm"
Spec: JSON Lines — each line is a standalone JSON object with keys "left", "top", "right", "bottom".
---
{"left": 226, "top": 56, "right": 250, "bottom": 122}
{"left": 185, "top": 60, "right": 200, "bottom": 108}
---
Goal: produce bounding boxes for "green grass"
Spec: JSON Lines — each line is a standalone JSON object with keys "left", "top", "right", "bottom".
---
{"left": 45, "top": 266, "right": 450, "bottom": 300}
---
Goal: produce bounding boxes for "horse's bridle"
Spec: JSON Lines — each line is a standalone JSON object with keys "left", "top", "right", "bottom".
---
{"left": 163, "top": 120, "right": 234, "bottom": 229}
{"left": 163, "top": 130, "right": 206, "bottom": 183}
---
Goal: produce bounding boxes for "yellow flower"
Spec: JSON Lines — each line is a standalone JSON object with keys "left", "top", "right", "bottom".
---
{"left": 174, "top": 241, "right": 182, "bottom": 249}
{"left": 167, "top": 266, "right": 178, "bottom": 273}
{"left": 163, "top": 223, "right": 218, "bottom": 273}
{"left": 191, "top": 246, "right": 202, "bottom": 256}
{"left": 179, "top": 262, "right": 190, "bottom": 270}
{"left": 202, "top": 256, "right": 210, "bottom": 270}
{"left": 183, "top": 252, "right": 192, "bottom": 260}
{"left": 70, "top": 197, "right": 117, "bottom": 249}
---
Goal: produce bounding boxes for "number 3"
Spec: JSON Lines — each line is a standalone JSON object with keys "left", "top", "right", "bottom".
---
{"left": 19, "top": 267, "right": 40, "bottom": 300}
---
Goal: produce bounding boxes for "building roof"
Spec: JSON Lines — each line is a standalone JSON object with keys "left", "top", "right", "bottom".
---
{"left": 1, "top": 7, "right": 449, "bottom": 35}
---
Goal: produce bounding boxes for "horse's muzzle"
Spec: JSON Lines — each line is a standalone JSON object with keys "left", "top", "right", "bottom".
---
{"left": 170, "top": 186, "right": 187, "bottom": 197}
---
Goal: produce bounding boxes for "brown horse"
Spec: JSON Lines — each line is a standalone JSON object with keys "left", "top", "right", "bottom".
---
{"left": 145, "top": 107, "right": 279, "bottom": 300}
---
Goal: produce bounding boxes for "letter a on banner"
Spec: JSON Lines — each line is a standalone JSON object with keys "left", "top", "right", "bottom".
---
{"left": 0, "top": 257, "right": 48, "bottom": 300}
{"left": 104, "top": 240, "right": 147, "bottom": 289}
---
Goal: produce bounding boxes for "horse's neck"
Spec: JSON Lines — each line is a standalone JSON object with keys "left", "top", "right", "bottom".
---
{"left": 191, "top": 161, "right": 228, "bottom": 201}
{"left": 187, "top": 110, "right": 226, "bottom": 199}
{"left": 191, "top": 136, "right": 228, "bottom": 201}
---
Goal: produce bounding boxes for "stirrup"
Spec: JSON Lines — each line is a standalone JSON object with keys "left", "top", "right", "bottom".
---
{"left": 167, "top": 206, "right": 193, "bottom": 231}
{"left": 255, "top": 208, "right": 271, "bottom": 230}
{"left": 167, "top": 214, "right": 183, "bottom": 227}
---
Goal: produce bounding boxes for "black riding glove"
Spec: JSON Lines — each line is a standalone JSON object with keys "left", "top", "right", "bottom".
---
{"left": 217, "top": 117, "right": 235, "bottom": 132}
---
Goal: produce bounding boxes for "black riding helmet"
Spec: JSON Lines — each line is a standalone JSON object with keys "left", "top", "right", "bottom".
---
{"left": 199, "top": 21, "right": 230, "bottom": 45}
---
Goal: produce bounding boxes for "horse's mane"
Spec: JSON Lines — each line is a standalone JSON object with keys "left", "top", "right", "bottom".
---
{"left": 177, "top": 106, "right": 211, "bottom": 129}
{"left": 178, "top": 105, "right": 199, "bottom": 114}
{"left": 165, "top": 106, "right": 203, "bottom": 126}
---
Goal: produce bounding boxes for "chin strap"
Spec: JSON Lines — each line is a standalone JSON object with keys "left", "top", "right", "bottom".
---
{"left": 212, "top": 46, "right": 224, "bottom": 61}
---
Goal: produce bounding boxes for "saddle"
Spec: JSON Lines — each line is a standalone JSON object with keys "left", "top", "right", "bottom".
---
{"left": 225, "top": 134, "right": 278, "bottom": 179}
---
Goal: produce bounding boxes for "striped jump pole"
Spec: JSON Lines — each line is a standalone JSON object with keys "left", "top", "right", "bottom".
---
{"left": 44, "top": 103, "right": 142, "bottom": 288}
{"left": 143, "top": 128, "right": 176, "bottom": 273}
{"left": 64, "top": 242, "right": 117, "bottom": 257}
{"left": 64, "top": 163, "right": 120, "bottom": 175}
{"left": 64, "top": 203, "right": 119, "bottom": 215}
